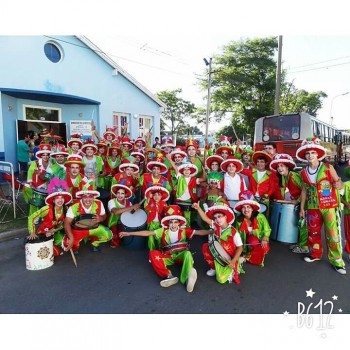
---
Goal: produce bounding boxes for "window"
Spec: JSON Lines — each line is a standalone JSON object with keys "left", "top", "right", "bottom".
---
{"left": 113, "top": 113, "right": 130, "bottom": 137}
{"left": 44, "top": 42, "right": 63, "bottom": 63}
{"left": 262, "top": 114, "right": 300, "bottom": 141}
{"left": 24, "top": 105, "right": 61, "bottom": 122}
{"left": 138, "top": 115, "right": 152, "bottom": 137}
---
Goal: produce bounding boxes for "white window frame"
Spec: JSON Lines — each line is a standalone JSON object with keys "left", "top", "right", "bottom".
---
{"left": 113, "top": 112, "right": 130, "bottom": 137}
{"left": 23, "top": 104, "right": 61, "bottom": 123}
{"left": 138, "top": 115, "right": 153, "bottom": 137}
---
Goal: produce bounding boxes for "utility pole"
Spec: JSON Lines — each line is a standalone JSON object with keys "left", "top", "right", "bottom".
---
{"left": 203, "top": 57, "right": 212, "bottom": 163}
{"left": 274, "top": 35, "right": 283, "bottom": 115}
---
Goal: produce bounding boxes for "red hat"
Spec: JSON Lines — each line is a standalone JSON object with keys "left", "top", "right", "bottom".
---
{"left": 178, "top": 161, "right": 198, "bottom": 177}
{"left": 205, "top": 155, "right": 224, "bottom": 169}
{"left": 36, "top": 143, "right": 52, "bottom": 158}
{"left": 216, "top": 145, "right": 234, "bottom": 157}
{"left": 220, "top": 156, "right": 243, "bottom": 173}
{"left": 134, "top": 136, "right": 146, "bottom": 148}
{"left": 270, "top": 153, "right": 296, "bottom": 172}
{"left": 81, "top": 139, "right": 98, "bottom": 154}
{"left": 161, "top": 205, "right": 186, "bottom": 227}
{"left": 118, "top": 158, "right": 139, "bottom": 173}
{"left": 67, "top": 134, "right": 83, "bottom": 148}
{"left": 108, "top": 142, "right": 122, "bottom": 157}
{"left": 65, "top": 154, "right": 85, "bottom": 167}
{"left": 110, "top": 184, "right": 133, "bottom": 199}
{"left": 145, "top": 185, "right": 170, "bottom": 201}
{"left": 121, "top": 137, "right": 133, "bottom": 151}
{"left": 103, "top": 128, "right": 117, "bottom": 141}
{"left": 206, "top": 203, "right": 235, "bottom": 225}
{"left": 130, "top": 151, "right": 145, "bottom": 162}
{"left": 146, "top": 153, "right": 168, "bottom": 174}
{"left": 45, "top": 177, "right": 72, "bottom": 206}
{"left": 75, "top": 189, "right": 100, "bottom": 199}
{"left": 233, "top": 190, "right": 260, "bottom": 213}
{"left": 252, "top": 151, "right": 273, "bottom": 165}
{"left": 296, "top": 137, "right": 326, "bottom": 162}
{"left": 50, "top": 144, "right": 69, "bottom": 158}
{"left": 185, "top": 137, "right": 199, "bottom": 150}
{"left": 169, "top": 148, "right": 187, "bottom": 161}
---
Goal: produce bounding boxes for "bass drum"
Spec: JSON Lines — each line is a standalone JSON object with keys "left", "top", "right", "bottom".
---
{"left": 270, "top": 201, "right": 299, "bottom": 244}
{"left": 72, "top": 214, "right": 99, "bottom": 230}
{"left": 121, "top": 209, "right": 147, "bottom": 250}
{"left": 25, "top": 237, "right": 54, "bottom": 271}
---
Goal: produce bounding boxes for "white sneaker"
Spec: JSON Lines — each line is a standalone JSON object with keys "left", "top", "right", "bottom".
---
{"left": 304, "top": 256, "right": 321, "bottom": 263}
{"left": 160, "top": 275, "right": 179, "bottom": 288}
{"left": 292, "top": 246, "right": 310, "bottom": 254}
{"left": 289, "top": 244, "right": 298, "bottom": 250}
{"left": 206, "top": 268, "right": 216, "bottom": 277}
{"left": 186, "top": 268, "right": 197, "bottom": 293}
{"left": 239, "top": 256, "right": 246, "bottom": 263}
{"left": 334, "top": 266, "right": 347, "bottom": 275}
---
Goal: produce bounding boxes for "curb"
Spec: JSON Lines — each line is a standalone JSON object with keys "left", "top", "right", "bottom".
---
{"left": 0, "top": 228, "right": 28, "bottom": 243}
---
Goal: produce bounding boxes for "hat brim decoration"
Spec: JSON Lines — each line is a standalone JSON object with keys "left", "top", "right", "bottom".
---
{"left": 110, "top": 184, "right": 133, "bottom": 199}
{"left": 45, "top": 191, "right": 72, "bottom": 206}
{"left": 216, "top": 146, "right": 233, "bottom": 156}
{"left": 67, "top": 139, "right": 83, "bottom": 148}
{"left": 75, "top": 190, "right": 100, "bottom": 199}
{"left": 51, "top": 151, "right": 69, "bottom": 158}
{"left": 108, "top": 146, "right": 122, "bottom": 157}
{"left": 205, "top": 155, "right": 224, "bottom": 169}
{"left": 206, "top": 204, "right": 235, "bottom": 225}
{"left": 161, "top": 214, "right": 187, "bottom": 228}
{"left": 81, "top": 144, "right": 98, "bottom": 154}
{"left": 177, "top": 163, "right": 198, "bottom": 177}
{"left": 269, "top": 158, "right": 296, "bottom": 172}
{"left": 131, "top": 151, "right": 145, "bottom": 162}
{"left": 135, "top": 138, "right": 146, "bottom": 147}
{"left": 103, "top": 132, "right": 117, "bottom": 141}
{"left": 145, "top": 186, "right": 170, "bottom": 201}
{"left": 65, "top": 155, "right": 85, "bottom": 167}
{"left": 233, "top": 199, "right": 260, "bottom": 214}
{"left": 296, "top": 145, "right": 326, "bottom": 163}
{"left": 170, "top": 149, "right": 187, "bottom": 161}
{"left": 146, "top": 161, "right": 168, "bottom": 174}
{"left": 252, "top": 151, "right": 273, "bottom": 165}
{"left": 119, "top": 162, "right": 139, "bottom": 173}
{"left": 36, "top": 150, "right": 52, "bottom": 158}
{"left": 121, "top": 142, "right": 133, "bottom": 151}
{"left": 220, "top": 158, "right": 244, "bottom": 173}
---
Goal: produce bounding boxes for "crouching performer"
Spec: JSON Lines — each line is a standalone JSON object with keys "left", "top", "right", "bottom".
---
{"left": 193, "top": 202, "right": 243, "bottom": 284}
{"left": 63, "top": 189, "right": 112, "bottom": 253}
{"left": 27, "top": 178, "right": 72, "bottom": 257}
{"left": 119, "top": 204, "right": 211, "bottom": 292}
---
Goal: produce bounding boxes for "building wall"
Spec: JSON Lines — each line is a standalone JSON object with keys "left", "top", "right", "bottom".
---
{"left": 0, "top": 35, "right": 162, "bottom": 168}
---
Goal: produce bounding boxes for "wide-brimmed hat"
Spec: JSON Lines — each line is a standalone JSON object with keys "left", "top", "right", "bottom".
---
{"left": 134, "top": 136, "right": 146, "bottom": 148}
{"left": 270, "top": 153, "right": 296, "bottom": 172}
{"left": 118, "top": 158, "right": 139, "bottom": 173}
{"left": 67, "top": 134, "right": 83, "bottom": 148}
{"left": 161, "top": 205, "right": 186, "bottom": 227}
{"left": 220, "top": 156, "right": 243, "bottom": 173}
{"left": 108, "top": 141, "right": 122, "bottom": 157}
{"left": 178, "top": 161, "right": 198, "bottom": 177}
{"left": 185, "top": 137, "right": 199, "bottom": 150}
{"left": 205, "top": 155, "right": 223, "bottom": 169}
{"left": 121, "top": 137, "right": 133, "bottom": 151}
{"left": 110, "top": 184, "right": 133, "bottom": 199}
{"left": 36, "top": 143, "right": 52, "bottom": 158}
{"left": 130, "top": 151, "right": 145, "bottom": 162}
{"left": 206, "top": 203, "right": 235, "bottom": 225}
{"left": 45, "top": 178, "right": 72, "bottom": 206}
{"left": 252, "top": 151, "right": 273, "bottom": 165}
{"left": 233, "top": 190, "right": 260, "bottom": 213}
{"left": 145, "top": 185, "right": 170, "bottom": 201}
{"left": 296, "top": 137, "right": 326, "bottom": 162}
{"left": 160, "top": 138, "right": 175, "bottom": 149}
{"left": 75, "top": 189, "right": 100, "bottom": 199}
{"left": 169, "top": 148, "right": 187, "bottom": 162}
{"left": 65, "top": 154, "right": 85, "bottom": 167}
{"left": 242, "top": 146, "right": 254, "bottom": 156}
{"left": 207, "top": 171, "right": 224, "bottom": 188}
{"left": 146, "top": 153, "right": 167, "bottom": 174}
{"left": 50, "top": 144, "right": 69, "bottom": 158}
{"left": 216, "top": 145, "right": 234, "bottom": 157}
{"left": 81, "top": 139, "right": 98, "bottom": 154}
{"left": 103, "top": 128, "right": 117, "bottom": 141}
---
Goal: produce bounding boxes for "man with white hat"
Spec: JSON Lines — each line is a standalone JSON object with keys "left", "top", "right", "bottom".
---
{"left": 297, "top": 137, "right": 346, "bottom": 275}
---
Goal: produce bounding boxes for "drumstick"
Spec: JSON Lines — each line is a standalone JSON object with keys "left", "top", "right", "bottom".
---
{"left": 130, "top": 198, "right": 146, "bottom": 214}
{"left": 69, "top": 249, "right": 78, "bottom": 268}
{"left": 214, "top": 196, "right": 222, "bottom": 204}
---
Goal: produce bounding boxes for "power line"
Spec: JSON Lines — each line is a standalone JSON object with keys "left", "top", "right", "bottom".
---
{"left": 288, "top": 54, "right": 350, "bottom": 69}
{"left": 288, "top": 60, "right": 350, "bottom": 74}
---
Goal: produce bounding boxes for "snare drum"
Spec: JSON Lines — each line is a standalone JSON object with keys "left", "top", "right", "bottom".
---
{"left": 209, "top": 240, "right": 231, "bottom": 267}
{"left": 162, "top": 242, "right": 189, "bottom": 255}
{"left": 72, "top": 214, "right": 99, "bottom": 230}
{"left": 29, "top": 187, "right": 48, "bottom": 208}
{"left": 121, "top": 209, "right": 147, "bottom": 250}
{"left": 25, "top": 237, "right": 54, "bottom": 270}
{"left": 270, "top": 201, "right": 299, "bottom": 244}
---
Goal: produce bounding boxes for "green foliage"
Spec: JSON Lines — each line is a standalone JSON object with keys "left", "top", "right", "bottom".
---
{"left": 156, "top": 89, "right": 196, "bottom": 136}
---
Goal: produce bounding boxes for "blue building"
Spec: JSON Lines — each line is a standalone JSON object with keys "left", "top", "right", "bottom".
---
{"left": 0, "top": 35, "right": 165, "bottom": 170}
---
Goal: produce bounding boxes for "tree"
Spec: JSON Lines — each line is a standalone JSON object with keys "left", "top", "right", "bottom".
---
{"left": 156, "top": 89, "right": 196, "bottom": 137}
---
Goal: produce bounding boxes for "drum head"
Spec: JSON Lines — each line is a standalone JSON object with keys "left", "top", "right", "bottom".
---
{"left": 213, "top": 241, "right": 231, "bottom": 261}
{"left": 121, "top": 209, "right": 147, "bottom": 229}
{"left": 73, "top": 214, "right": 99, "bottom": 229}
